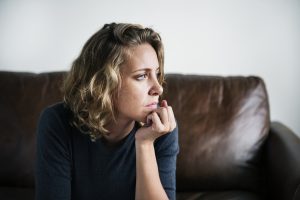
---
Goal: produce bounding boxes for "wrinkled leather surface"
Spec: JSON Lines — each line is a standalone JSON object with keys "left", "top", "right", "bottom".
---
{"left": 0, "top": 71, "right": 281, "bottom": 200}
{"left": 164, "top": 74, "right": 269, "bottom": 193}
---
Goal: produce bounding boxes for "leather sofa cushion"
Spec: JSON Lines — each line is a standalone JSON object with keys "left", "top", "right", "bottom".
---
{"left": 0, "top": 72, "right": 65, "bottom": 187}
{"left": 177, "top": 190, "right": 262, "bottom": 200}
{"left": 0, "top": 72, "right": 269, "bottom": 196}
{"left": 0, "top": 187, "right": 34, "bottom": 200}
{"left": 164, "top": 74, "right": 269, "bottom": 194}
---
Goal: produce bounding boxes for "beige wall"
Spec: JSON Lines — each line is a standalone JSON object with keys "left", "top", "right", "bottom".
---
{"left": 0, "top": 0, "right": 299, "bottom": 136}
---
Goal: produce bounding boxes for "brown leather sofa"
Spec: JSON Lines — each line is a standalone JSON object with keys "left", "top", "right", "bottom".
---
{"left": 0, "top": 71, "right": 299, "bottom": 200}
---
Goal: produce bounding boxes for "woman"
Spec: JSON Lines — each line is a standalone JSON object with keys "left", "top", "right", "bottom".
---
{"left": 35, "top": 23, "right": 179, "bottom": 200}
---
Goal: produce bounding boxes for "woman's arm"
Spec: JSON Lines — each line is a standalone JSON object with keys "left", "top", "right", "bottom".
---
{"left": 135, "top": 100, "right": 177, "bottom": 200}
{"left": 135, "top": 140, "right": 169, "bottom": 200}
{"left": 35, "top": 106, "right": 72, "bottom": 200}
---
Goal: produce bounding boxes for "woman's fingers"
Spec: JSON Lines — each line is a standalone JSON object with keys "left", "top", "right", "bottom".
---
{"left": 161, "top": 99, "right": 167, "bottom": 107}
{"left": 162, "top": 100, "right": 176, "bottom": 131}
{"left": 150, "top": 112, "right": 164, "bottom": 131}
{"left": 166, "top": 106, "right": 176, "bottom": 130}
{"left": 137, "top": 100, "right": 176, "bottom": 142}
{"left": 151, "top": 100, "right": 176, "bottom": 133}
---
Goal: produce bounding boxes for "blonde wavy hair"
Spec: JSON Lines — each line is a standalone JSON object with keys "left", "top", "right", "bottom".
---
{"left": 63, "top": 22, "right": 164, "bottom": 141}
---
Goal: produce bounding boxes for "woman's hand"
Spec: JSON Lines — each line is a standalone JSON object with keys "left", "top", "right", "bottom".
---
{"left": 135, "top": 100, "right": 176, "bottom": 144}
{"left": 135, "top": 100, "right": 176, "bottom": 200}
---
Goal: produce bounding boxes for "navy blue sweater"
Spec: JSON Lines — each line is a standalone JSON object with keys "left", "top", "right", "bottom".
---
{"left": 35, "top": 102, "right": 179, "bottom": 200}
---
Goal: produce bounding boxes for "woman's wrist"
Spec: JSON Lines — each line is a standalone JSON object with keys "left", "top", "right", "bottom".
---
{"left": 135, "top": 135, "right": 154, "bottom": 147}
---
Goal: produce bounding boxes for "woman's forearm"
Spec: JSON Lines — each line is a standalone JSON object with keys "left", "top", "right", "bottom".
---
{"left": 135, "top": 140, "right": 169, "bottom": 200}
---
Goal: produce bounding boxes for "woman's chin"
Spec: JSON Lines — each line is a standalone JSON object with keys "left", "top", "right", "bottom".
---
{"left": 136, "top": 116, "right": 147, "bottom": 124}
{"left": 139, "top": 117, "right": 147, "bottom": 124}
{"left": 134, "top": 112, "right": 151, "bottom": 124}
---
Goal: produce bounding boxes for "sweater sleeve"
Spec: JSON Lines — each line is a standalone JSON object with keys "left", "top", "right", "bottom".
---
{"left": 154, "top": 125, "right": 179, "bottom": 200}
{"left": 35, "top": 106, "right": 72, "bottom": 200}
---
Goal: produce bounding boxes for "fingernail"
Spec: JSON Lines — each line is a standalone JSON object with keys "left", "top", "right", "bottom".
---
{"left": 161, "top": 100, "right": 168, "bottom": 107}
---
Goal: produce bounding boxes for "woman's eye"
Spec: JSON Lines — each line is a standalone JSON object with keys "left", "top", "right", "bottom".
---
{"left": 136, "top": 74, "right": 147, "bottom": 80}
{"left": 156, "top": 72, "right": 161, "bottom": 78}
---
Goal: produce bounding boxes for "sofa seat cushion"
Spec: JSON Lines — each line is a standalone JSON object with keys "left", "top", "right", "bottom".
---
{"left": 0, "top": 187, "right": 34, "bottom": 200}
{"left": 177, "top": 190, "right": 263, "bottom": 200}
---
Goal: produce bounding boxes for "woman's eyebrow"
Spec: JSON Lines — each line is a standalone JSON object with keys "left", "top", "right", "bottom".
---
{"left": 131, "top": 67, "right": 159, "bottom": 73}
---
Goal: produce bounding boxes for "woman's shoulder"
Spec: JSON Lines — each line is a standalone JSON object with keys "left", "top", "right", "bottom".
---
{"left": 37, "top": 102, "right": 73, "bottom": 163}
{"left": 38, "top": 102, "right": 73, "bottom": 138}
{"left": 42, "top": 101, "right": 70, "bottom": 113}
{"left": 40, "top": 102, "right": 72, "bottom": 122}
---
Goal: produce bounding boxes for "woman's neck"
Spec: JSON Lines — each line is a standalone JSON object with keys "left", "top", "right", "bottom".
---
{"left": 103, "top": 119, "right": 135, "bottom": 144}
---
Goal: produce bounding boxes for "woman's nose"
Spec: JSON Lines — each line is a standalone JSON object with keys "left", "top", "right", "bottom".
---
{"left": 149, "top": 80, "right": 163, "bottom": 96}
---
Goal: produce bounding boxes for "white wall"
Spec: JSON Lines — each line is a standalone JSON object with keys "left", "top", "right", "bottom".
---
{"left": 1, "top": 0, "right": 299, "bottom": 137}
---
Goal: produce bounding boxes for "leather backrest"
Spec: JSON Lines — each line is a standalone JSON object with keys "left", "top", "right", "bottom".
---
{"left": 0, "top": 72, "right": 65, "bottom": 187}
{"left": 164, "top": 74, "right": 270, "bottom": 193}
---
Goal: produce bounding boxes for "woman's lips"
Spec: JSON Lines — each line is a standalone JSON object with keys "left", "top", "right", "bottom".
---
{"left": 145, "top": 102, "right": 158, "bottom": 109}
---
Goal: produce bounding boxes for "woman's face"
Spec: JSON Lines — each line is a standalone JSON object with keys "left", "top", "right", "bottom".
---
{"left": 116, "top": 43, "right": 163, "bottom": 123}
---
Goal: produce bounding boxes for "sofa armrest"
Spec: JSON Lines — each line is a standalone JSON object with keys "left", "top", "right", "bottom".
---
{"left": 265, "top": 121, "right": 300, "bottom": 200}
